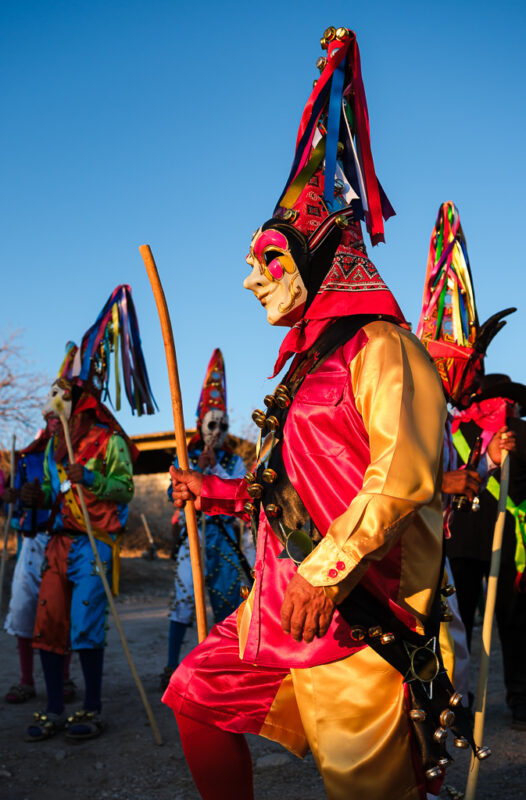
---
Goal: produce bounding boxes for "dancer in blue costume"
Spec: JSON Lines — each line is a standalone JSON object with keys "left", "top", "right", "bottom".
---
{"left": 161, "top": 349, "right": 250, "bottom": 687}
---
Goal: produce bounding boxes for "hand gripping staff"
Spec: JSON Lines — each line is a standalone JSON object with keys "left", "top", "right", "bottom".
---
{"left": 464, "top": 449, "right": 510, "bottom": 800}
{"left": 52, "top": 395, "right": 163, "bottom": 746}
{"left": 0, "top": 434, "right": 16, "bottom": 612}
{"left": 139, "top": 245, "right": 208, "bottom": 643}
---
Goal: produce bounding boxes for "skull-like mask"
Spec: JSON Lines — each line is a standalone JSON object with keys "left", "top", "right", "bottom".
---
{"left": 201, "top": 409, "right": 229, "bottom": 449}
{"left": 244, "top": 225, "right": 308, "bottom": 326}
{"left": 42, "top": 379, "right": 73, "bottom": 434}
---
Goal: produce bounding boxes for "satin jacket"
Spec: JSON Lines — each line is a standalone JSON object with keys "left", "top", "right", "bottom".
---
{"left": 202, "top": 321, "right": 446, "bottom": 669}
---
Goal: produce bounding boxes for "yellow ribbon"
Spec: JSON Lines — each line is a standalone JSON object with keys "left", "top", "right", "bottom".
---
{"left": 56, "top": 462, "right": 122, "bottom": 595}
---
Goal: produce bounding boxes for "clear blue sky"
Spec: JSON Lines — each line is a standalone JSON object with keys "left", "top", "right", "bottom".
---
{"left": 1, "top": 0, "right": 525, "bottom": 443}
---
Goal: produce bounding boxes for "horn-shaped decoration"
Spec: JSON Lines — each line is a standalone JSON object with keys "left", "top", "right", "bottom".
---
{"left": 475, "top": 307, "right": 516, "bottom": 354}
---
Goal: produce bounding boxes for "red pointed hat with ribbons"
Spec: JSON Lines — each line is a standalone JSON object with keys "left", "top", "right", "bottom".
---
{"left": 196, "top": 348, "right": 227, "bottom": 426}
{"left": 258, "top": 27, "right": 406, "bottom": 375}
{"left": 416, "top": 201, "right": 515, "bottom": 407}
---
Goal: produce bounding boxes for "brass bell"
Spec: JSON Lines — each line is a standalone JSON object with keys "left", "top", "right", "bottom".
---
{"left": 476, "top": 745, "right": 491, "bottom": 760}
{"left": 313, "top": 80, "right": 318, "bottom": 88}
{"left": 275, "top": 384, "right": 290, "bottom": 398}
{"left": 264, "top": 394, "right": 276, "bottom": 409}
{"left": 335, "top": 215, "right": 349, "bottom": 229}
{"left": 244, "top": 472, "right": 256, "bottom": 484}
{"left": 441, "top": 584, "right": 456, "bottom": 597}
{"left": 316, "top": 56, "right": 327, "bottom": 72}
{"left": 252, "top": 409, "right": 267, "bottom": 428}
{"left": 243, "top": 502, "right": 256, "bottom": 515}
{"left": 266, "top": 416, "right": 280, "bottom": 432}
{"left": 439, "top": 709, "right": 455, "bottom": 728}
{"left": 275, "top": 394, "right": 291, "bottom": 409}
{"left": 320, "top": 36, "right": 328, "bottom": 50}
{"left": 368, "top": 626, "right": 382, "bottom": 638}
{"left": 380, "top": 632, "right": 395, "bottom": 645}
{"left": 409, "top": 709, "right": 426, "bottom": 722}
{"left": 246, "top": 483, "right": 263, "bottom": 499}
{"left": 441, "top": 601, "right": 453, "bottom": 622}
{"left": 453, "top": 736, "right": 469, "bottom": 749}
{"left": 350, "top": 626, "right": 366, "bottom": 641}
{"left": 448, "top": 692, "right": 463, "bottom": 708}
{"left": 240, "top": 585, "right": 250, "bottom": 599}
{"left": 335, "top": 27, "right": 348, "bottom": 40}
{"left": 283, "top": 209, "right": 298, "bottom": 223}
{"left": 437, "top": 757, "right": 450, "bottom": 768}
{"left": 262, "top": 468, "right": 277, "bottom": 484}
{"left": 324, "top": 26, "right": 336, "bottom": 41}
{"left": 433, "top": 727, "right": 448, "bottom": 744}
{"left": 265, "top": 504, "right": 282, "bottom": 518}
{"left": 425, "top": 767, "right": 443, "bottom": 780}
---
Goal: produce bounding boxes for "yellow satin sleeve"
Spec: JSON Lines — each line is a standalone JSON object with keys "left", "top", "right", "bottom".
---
{"left": 298, "top": 321, "right": 446, "bottom": 625}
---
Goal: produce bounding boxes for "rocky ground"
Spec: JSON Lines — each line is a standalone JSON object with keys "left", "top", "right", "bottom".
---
{"left": 0, "top": 552, "right": 525, "bottom": 799}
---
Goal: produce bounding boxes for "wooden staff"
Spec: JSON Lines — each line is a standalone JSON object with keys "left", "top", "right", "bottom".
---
{"left": 54, "top": 398, "right": 162, "bottom": 746}
{"left": 139, "top": 244, "right": 208, "bottom": 642}
{"left": 140, "top": 512, "right": 158, "bottom": 557}
{"left": 465, "top": 449, "right": 510, "bottom": 800}
{"left": 0, "top": 434, "right": 16, "bottom": 610}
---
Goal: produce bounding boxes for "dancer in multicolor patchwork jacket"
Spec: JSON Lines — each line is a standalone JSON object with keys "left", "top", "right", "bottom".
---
{"left": 19, "top": 285, "right": 156, "bottom": 742}
{"left": 162, "top": 28, "right": 480, "bottom": 800}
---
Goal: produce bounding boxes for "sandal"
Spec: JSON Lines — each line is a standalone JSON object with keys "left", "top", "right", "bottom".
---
{"left": 65, "top": 709, "right": 106, "bottom": 741}
{"left": 5, "top": 683, "right": 36, "bottom": 704}
{"left": 25, "top": 710, "right": 67, "bottom": 742}
{"left": 63, "top": 679, "right": 77, "bottom": 703}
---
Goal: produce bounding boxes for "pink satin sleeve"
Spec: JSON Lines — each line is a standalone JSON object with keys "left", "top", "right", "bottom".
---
{"left": 201, "top": 475, "right": 250, "bottom": 518}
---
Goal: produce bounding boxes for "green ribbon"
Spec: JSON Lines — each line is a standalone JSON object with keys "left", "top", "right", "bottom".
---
{"left": 452, "top": 429, "right": 526, "bottom": 573}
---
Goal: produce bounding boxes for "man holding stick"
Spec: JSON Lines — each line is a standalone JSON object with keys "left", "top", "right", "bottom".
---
{"left": 162, "top": 28, "right": 478, "bottom": 800}
{"left": 19, "top": 285, "right": 156, "bottom": 742}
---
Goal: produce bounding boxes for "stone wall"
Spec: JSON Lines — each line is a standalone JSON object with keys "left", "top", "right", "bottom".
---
{"left": 125, "top": 472, "right": 173, "bottom": 551}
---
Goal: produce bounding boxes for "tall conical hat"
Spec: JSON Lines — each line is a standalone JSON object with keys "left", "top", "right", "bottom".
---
{"left": 416, "top": 201, "right": 515, "bottom": 405}
{"left": 56, "top": 284, "right": 157, "bottom": 417}
{"left": 196, "top": 348, "right": 227, "bottom": 426}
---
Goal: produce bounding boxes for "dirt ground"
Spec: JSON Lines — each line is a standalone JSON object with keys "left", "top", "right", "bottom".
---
{"left": 0, "top": 552, "right": 525, "bottom": 800}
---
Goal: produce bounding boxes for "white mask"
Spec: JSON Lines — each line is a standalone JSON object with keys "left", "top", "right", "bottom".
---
{"left": 201, "top": 409, "right": 229, "bottom": 449}
{"left": 244, "top": 226, "right": 307, "bottom": 326}
{"left": 42, "top": 380, "right": 72, "bottom": 431}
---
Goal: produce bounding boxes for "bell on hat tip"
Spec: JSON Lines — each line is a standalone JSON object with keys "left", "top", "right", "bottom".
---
{"left": 409, "top": 709, "right": 426, "bottom": 722}
{"left": 335, "top": 27, "right": 348, "bottom": 40}
{"left": 316, "top": 56, "right": 327, "bottom": 72}
{"left": 323, "top": 26, "right": 336, "bottom": 41}
{"left": 476, "top": 745, "right": 491, "bottom": 760}
{"left": 320, "top": 36, "right": 328, "bottom": 50}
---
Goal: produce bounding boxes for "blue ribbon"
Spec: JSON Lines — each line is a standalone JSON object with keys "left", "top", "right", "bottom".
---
{"left": 324, "top": 58, "right": 345, "bottom": 208}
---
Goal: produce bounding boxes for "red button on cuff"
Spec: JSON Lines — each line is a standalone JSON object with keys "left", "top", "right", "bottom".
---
{"left": 328, "top": 568, "right": 338, "bottom": 579}
{"left": 336, "top": 561, "right": 346, "bottom": 571}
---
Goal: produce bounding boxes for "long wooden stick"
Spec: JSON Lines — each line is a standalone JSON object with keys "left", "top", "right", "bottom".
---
{"left": 56, "top": 406, "right": 162, "bottom": 746}
{"left": 0, "top": 434, "right": 16, "bottom": 610}
{"left": 139, "top": 244, "right": 208, "bottom": 643}
{"left": 140, "top": 512, "right": 157, "bottom": 554}
{"left": 465, "top": 450, "right": 510, "bottom": 800}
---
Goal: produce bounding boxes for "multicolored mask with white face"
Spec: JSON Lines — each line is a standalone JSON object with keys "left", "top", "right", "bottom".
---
{"left": 244, "top": 224, "right": 308, "bottom": 326}
{"left": 42, "top": 378, "right": 73, "bottom": 434}
{"left": 201, "top": 409, "right": 229, "bottom": 449}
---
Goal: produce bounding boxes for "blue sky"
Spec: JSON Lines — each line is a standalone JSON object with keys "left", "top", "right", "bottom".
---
{"left": 1, "top": 0, "right": 525, "bottom": 443}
